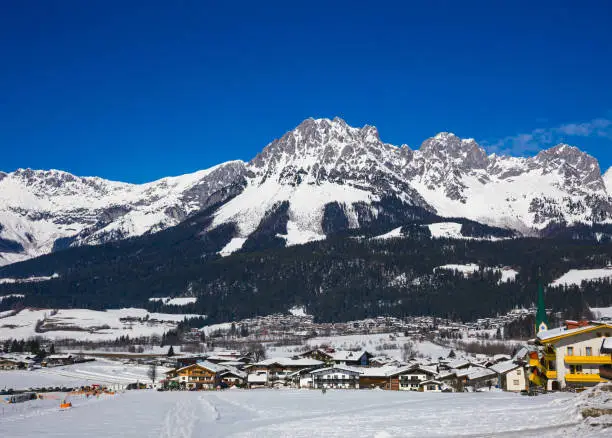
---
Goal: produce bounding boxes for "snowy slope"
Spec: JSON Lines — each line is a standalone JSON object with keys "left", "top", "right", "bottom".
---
{"left": 0, "top": 307, "right": 203, "bottom": 341}
{"left": 2, "top": 117, "right": 612, "bottom": 266}
{"left": 0, "top": 162, "right": 246, "bottom": 266}
{"left": 550, "top": 267, "right": 612, "bottom": 287}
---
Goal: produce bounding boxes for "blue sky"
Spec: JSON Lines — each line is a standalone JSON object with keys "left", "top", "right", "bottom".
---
{"left": 1, "top": 1, "right": 612, "bottom": 183}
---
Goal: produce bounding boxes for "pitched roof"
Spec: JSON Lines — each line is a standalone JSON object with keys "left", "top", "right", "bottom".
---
{"left": 489, "top": 360, "right": 520, "bottom": 375}
{"left": 329, "top": 350, "right": 369, "bottom": 361}
{"left": 177, "top": 360, "right": 223, "bottom": 374}
{"left": 253, "top": 357, "right": 323, "bottom": 367}
{"left": 309, "top": 365, "right": 362, "bottom": 375}
{"left": 537, "top": 323, "right": 612, "bottom": 342}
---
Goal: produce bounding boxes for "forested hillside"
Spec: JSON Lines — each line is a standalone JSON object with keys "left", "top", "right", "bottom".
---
{"left": 1, "top": 208, "right": 611, "bottom": 324}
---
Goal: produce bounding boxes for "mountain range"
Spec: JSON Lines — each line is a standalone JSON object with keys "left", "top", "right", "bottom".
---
{"left": 2, "top": 117, "right": 612, "bottom": 266}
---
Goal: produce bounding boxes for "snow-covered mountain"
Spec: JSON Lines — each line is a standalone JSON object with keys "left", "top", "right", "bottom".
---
{"left": 2, "top": 117, "right": 611, "bottom": 265}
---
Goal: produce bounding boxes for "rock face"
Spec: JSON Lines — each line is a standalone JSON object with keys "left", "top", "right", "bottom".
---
{"left": 1, "top": 117, "right": 611, "bottom": 265}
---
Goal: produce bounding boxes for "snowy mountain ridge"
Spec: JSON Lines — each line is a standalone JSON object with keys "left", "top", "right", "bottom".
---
{"left": 2, "top": 117, "right": 611, "bottom": 265}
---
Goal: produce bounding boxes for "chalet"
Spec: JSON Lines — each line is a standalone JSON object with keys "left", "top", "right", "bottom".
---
{"left": 309, "top": 366, "right": 361, "bottom": 389}
{"left": 299, "top": 349, "right": 373, "bottom": 367}
{"left": 219, "top": 366, "right": 247, "bottom": 387}
{"left": 173, "top": 361, "right": 222, "bottom": 389}
{"left": 0, "top": 356, "right": 22, "bottom": 370}
{"left": 489, "top": 360, "right": 527, "bottom": 392}
{"left": 246, "top": 357, "right": 323, "bottom": 387}
{"left": 532, "top": 321, "right": 612, "bottom": 390}
{"left": 359, "top": 366, "right": 397, "bottom": 389}
{"left": 459, "top": 367, "right": 497, "bottom": 389}
{"left": 328, "top": 350, "right": 373, "bottom": 367}
{"left": 419, "top": 379, "right": 443, "bottom": 392}
{"left": 43, "top": 354, "right": 74, "bottom": 367}
{"left": 388, "top": 365, "right": 438, "bottom": 391}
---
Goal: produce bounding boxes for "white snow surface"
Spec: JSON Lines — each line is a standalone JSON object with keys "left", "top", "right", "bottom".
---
{"left": 219, "top": 237, "right": 248, "bottom": 256}
{"left": 435, "top": 263, "right": 480, "bottom": 276}
{"left": 591, "top": 306, "right": 612, "bottom": 319}
{"left": 0, "top": 308, "right": 203, "bottom": 341}
{"left": 0, "top": 388, "right": 594, "bottom": 437}
{"left": 0, "top": 273, "right": 59, "bottom": 284}
{"left": 427, "top": 222, "right": 464, "bottom": 238}
{"left": 288, "top": 306, "right": 308, "bottom": 317}
{"left": 148, "top": 297, "right": 197, "bottom": 306}
{"left": 372, "top": 227, "right": 403, "bottom": 240}
{"left": 550, "top": 267, "right": 612, "bottom": 287}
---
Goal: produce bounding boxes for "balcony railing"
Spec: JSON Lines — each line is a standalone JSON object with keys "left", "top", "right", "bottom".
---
{"left": 565, "top": 373, "right": 606, "bottom": 383}
{"left": 528, "top": 358, "right": 540, "bottom": 367}
{"left": 564, "top": 355, "right": 612, "bottom": 365}
{"left": 545, "top": 370, "right": 557, "bottom": 379}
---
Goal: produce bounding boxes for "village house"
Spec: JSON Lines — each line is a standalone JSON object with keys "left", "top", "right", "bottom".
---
{"left": 299, "top": 349, "right": 373, "bottom": 367}
{"left": 388, "top": 365, "right": 438, "bottom": 391}
{"left": 419, "top": 379, "right": 444, "bottom": 392}
{"left": 309, "top": 366, "right": 361, "bottom": 389}
{"left": 246, "top": 357, "right": 323, "bottom": 388}
{"left": 42, "top": 354, "right": 74, "bottom": 367}
{"left": 171, "top": 360, "right": 222, "bottom": 390}
{"left": 0, "top": 355, "right": 23, "bottom": 370}
{"left": 489, "top": 360, "right": 527, "bottom": 392}
{"left": 219, "top": 366, "right": 247, "bottom": 387}
{"left": 359, "top": 366, "right": 397, "bottom": 389}
{"left": 532, "top": 320, "right": 612, "bottom": 390}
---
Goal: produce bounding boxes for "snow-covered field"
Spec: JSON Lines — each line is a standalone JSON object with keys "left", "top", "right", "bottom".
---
{"left": 0, "top": 388, "right": 597, "bottom": 437}
{"left": 0, "top": 358, "right": 164, "bottom": 390}
{"left": 550, "top": 267, "right": 612, "bottom": 287}
{"left": 0, "top": 308, "right": 203, "bottom": 341}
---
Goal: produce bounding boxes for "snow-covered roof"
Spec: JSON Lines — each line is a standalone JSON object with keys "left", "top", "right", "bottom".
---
{"left": 253, "top": 357, "right": 323, "bottom": 367}
{"left": 219, "top": 365, "right": 246, "bottom": 379}
{"left": 536, "top": 323, "right": 612, "bottom": 341}
{"left": 360, "top": 366, "right": 399, "bottom": 377}
{"left": 309, "top": 365, "right": 362, "bottom": 375}
{"left": 489, "top": 360, "right": 520, "bottom": 375}
{"left": 329, "top": 350, "right": 369, "bottom": 361}
{"left": 447, "top": 359, "right": 471, "bottom": 369}
{"left": 47, "top": 354, "right": 73, "bottom": 360}
{"left": 176, "top": 360, "right": 223, "bottom": 373}
{"left": 387, "top": 364, "right": 437, "bottom": 377}
{"left": 465, "top": 367, "right": 496, "bottom": 381}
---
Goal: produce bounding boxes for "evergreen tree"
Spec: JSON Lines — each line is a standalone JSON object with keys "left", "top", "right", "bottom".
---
{"left": 167, "top": 346, "right": 175, "bottom": 357}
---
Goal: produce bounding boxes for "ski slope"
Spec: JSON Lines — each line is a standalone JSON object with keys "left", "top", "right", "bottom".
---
{"left": 0, "top": 389, "right": 596, "bottom": 437}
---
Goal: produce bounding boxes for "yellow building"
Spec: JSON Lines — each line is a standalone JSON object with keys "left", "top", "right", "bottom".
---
{"left": 533, "top": 321, "right": 612, "bottom": 390}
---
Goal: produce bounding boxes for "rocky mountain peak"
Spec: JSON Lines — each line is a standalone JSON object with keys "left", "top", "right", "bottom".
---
{"left": 534, "top": 144, "right": 603, "bottom": 192}
{"left": 419, "top": 133, "right": 488, "bottom": 169}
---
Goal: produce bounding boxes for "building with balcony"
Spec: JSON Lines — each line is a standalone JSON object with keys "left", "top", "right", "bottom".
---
{"left": 534, "top": 321, "right": 612, "bottom": 390}
{"left": 172, "top": 360, "right": 222, "bottom": 390}
{"left": 309, "top": 366, "right": 361, "bottom": 389}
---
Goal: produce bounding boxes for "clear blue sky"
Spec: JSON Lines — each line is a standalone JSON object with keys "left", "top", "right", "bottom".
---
{"left": 1, "top": 0, "right": 612, "bottom": 183}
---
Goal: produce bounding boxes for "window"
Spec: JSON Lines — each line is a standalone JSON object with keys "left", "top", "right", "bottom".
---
{"left": 513, "top": 380, "right": 519, "bottom": 386}
{"left": 567, "top": 347, "right": 574, "bottom": 356}
{"left": 516, "top": 369, "right": 521, "bottom": 375}
{"left": 597, "top": 332, "right": 602, "bottom": 337}
{"left": 586, "top": 347, "right": 592, "bottom": 356}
